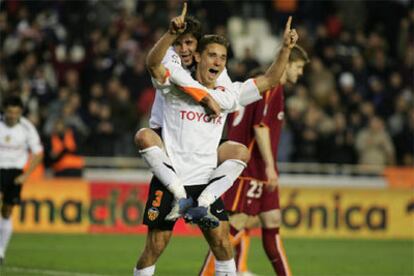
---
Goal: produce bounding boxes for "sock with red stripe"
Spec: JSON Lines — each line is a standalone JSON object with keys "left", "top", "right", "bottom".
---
{"left": 262, "top": 227, "right": 290, "bottom": 276}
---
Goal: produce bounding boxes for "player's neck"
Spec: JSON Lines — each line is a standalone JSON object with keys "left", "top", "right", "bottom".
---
{"left": 5, "top": 120, "right": 18, "bottom": 127}
{"left": 195, "top": 70, "right": 215, "bottom": 89}
{"left": 280, "top": 73, "right": 287, "bottom": 85}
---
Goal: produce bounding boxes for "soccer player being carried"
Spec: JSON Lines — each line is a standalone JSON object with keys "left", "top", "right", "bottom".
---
{"left": 134, "top": 3, "right": 298, "bottom": 276}
{"left": 200, "top": 46, "right": 310, "bottom": 276}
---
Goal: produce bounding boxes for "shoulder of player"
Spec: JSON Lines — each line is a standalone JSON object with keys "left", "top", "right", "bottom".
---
{"left": 19, "top": 117, "right": 38, "bottom": 133}
{"left": 162, "top": 47, "right": 181, "bottom": 66}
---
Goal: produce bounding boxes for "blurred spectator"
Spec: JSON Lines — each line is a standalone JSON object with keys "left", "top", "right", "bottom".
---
{"left": 85, "top": 102, "right": 116, "bottom": 156}
{"left": 307, "top": 57, "right": 335, "bottom": 107}
{"left": 0, "top": 0, "right": 411, "bottom": 167}
{"left": 326, "top": 113, "right": 356, "bottom": 164}
{"left": 45, "top": 118, "right": 84, "bottom": 177}
{"left": 111, "top": 86, "right": 138, "bottom": 156}
{"left": 355, "top": 116, "right": 395, "bottom": 166}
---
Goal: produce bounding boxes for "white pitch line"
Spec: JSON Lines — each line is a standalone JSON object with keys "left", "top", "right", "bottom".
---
{"left": 2, "top": 266, "right": 111, "bottom": 276}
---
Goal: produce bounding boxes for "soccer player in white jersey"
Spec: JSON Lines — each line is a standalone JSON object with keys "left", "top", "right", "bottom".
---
{"left": 134, "top": 4, "right": 298, "bottom": 276}
{"left": 0, "top": 96, "right": 43, "bottom": 265}
{"left": 137, "top": 13, "right": 298, "bottom": 221}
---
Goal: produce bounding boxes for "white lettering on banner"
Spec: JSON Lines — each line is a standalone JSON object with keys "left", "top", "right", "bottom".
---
{"left": 179, "top": 110, "right": 223, "bottom": 124}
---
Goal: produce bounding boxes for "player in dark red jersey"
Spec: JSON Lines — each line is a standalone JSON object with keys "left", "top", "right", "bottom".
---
{"left": 200, "top": 45, "right": 309, "bottom": 276}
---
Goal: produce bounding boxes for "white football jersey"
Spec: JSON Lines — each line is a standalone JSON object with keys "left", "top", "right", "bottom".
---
{"left": 152, "top": 64, "right": 241, "bottom": 186}
{"left": 0, "top": 116, "right": 43, "bottom": 169}
{"left": 148, "top": 47, "right": 262, "bottom": 128}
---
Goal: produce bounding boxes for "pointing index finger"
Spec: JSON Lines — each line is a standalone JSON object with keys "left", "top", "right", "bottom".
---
{"left": 181, "top": 2, "right": 187, "bottom": 18}
{"left": 285, "top": 16, "right": 292, "bottom": 31}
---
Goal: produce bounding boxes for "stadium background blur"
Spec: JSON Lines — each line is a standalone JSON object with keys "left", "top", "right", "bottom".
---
{"left": 0, "top": 1, "right": 413, "bottom": 275}
{"left": 0, "top": 0, "right": 413, "bottom": 165}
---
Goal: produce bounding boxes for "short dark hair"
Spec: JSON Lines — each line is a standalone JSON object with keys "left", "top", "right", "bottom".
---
{"left": 3, "top": 96, "right": 23, "bottom": 109}
{"left": 289, "top": 45, "right": 310, "bottom": 63}
{"left": 197, "top": 34, "right": 229, "bottom": 54}
{"left": 180, "top": 15, "right": 202, "bottom": 41}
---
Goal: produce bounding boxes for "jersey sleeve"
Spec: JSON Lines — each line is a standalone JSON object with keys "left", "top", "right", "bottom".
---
{"left": 237, "top": 78, "right": 262, "bottom": 106}
{"left": 216, "top": 68, "right": 233, "bottom": 90}
{"left": 164, "top": 63, "right": 209, "bottom": 102}
{"left": 149, "top": 91, "right": 164, "bottom": 129}
{"left": 207, "top": 85, "right": 239, "bottom": 112}
{"left": 25, "top": 120, "right": 43, "bottom": 154}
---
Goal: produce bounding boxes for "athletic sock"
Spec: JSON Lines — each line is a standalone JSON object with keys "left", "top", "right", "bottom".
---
{"left": 237, "top": 229, "right": 251, "bottom": 273}
{"left": 0, "top": 217, "right": 13, "bottom": 257}
{"left": 134, "top": 265, "right": 155, "bottom": 276}
{"left": 262, "top": 228, "right": 291, "bottom": 276}
{"left": 198, "top": 159, "right": 246, "bottom": 207}
{"left": 199, "top": 251, "right": 215, "bottom": 276}
{"left": 200, "top": 227, "right": 243, "bottom": 276}
{"left": 140, "top": 146, "right": 186, "bottom": 199}
{"left": 215, "top": 259, "right": 237, "bottom": 276}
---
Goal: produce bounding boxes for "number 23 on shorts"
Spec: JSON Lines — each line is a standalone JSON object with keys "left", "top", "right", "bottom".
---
{"left": 246, "top": 180, "right": 264, "bottom": 199}
{"left": 152, "top": 190, "right": 164, "bottom": 207}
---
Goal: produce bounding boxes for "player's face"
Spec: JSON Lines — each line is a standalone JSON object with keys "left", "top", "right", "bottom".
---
{"left": 195, "top": 43, "right": 227, "bottom": 88}
{"left": 173, "top": 33, "right": 198, "bottom": 67}
{"left": 4, "top": 105, "right": 23, "bottom": 127}
{"left": 286, "top": 60, "right": 305, "bottom": 84}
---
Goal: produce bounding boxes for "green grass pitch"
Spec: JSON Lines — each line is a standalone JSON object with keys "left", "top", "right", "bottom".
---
{"left": 1, "top": 233, "right": 413, "bottom": 276}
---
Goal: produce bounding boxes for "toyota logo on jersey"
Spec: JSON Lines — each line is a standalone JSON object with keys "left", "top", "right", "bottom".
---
{"left": 180, "top": 110, "right": 223, "bottom": 124}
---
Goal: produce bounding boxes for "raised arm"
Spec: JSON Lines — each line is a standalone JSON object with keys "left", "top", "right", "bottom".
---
{"left": 145, "top": 3, "right": 187, "bottom": 82}
{"left": 254, "top": 16, "right": 298, "bottom": 92}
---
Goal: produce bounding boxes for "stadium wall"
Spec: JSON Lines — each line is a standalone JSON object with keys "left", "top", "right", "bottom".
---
{"left": 11, "top": 172, "right": 414, "bottom": 239}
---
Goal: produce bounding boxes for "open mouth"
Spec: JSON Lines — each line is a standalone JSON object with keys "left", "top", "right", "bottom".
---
{"left": 181, "top": 54, "right": 191, "bottom": 59}
{"left": 209, "top": 68, "right": 219, "bottom": 76}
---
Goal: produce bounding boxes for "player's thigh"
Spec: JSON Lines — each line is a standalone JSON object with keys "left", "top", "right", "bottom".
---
{"left": 144, "top": 228, "right": 173, "bottom": 254}
{"left": 143, "top": 177, "right": 176, "bottom": 231}
{"left": 217, "top": 140, "right": 249, "bottom": 164}
{"left": 1, "top": 203, "right": 14, "bottom": 218}
{"left": 259, "top": 208, "right": 281, "bottom": 229}
{"left": 245, "top": 215, "right": 261, "bottom": 229}
{"left": 0, "top": 169, "right": 23, "bottom": 208}
{"left": 228, "top": 212, "right": 250, "bottom": 231}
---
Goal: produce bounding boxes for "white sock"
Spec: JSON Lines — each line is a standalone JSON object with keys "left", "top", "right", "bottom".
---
{"left": 0, "top": 217, "right": 13, "bottom": 257}
{"left": 215, "top": 259, "right": 237, "bottom": 276}
{"left": 140, "top": 146, "right": 186, "bottom": 199}
{"left": 134, "top": 265, "right": 155, "bottom": 276}
{"left": 198, "top": 159, "right": 246, "bottom": 207}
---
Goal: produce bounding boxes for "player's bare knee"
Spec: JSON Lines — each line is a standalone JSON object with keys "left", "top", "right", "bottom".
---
{"left": 232, "top": 143, "right": 250, "bottom": 163}
{"left": 218, "top": 141, "right": 250, "bottom": 164}
{"left": 260, "top": 209, "right": 281, "bottom": 228}
{"left": 135, "top": 128, "right": 162, "bottom": 149}
{"left": 1, "top": 205, "right": 12, "bottom": 218}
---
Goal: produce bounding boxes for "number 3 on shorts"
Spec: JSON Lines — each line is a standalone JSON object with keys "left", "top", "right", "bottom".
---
{"left": 246, "top": 180, "right": 263, "bottom": 199}
{"left": 152, "top": 190, "right": 164, "bottom": 207}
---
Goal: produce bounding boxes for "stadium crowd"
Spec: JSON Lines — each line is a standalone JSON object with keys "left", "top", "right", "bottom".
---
{"left": 0, "top": 0, "right": 413, "bottom": 166}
